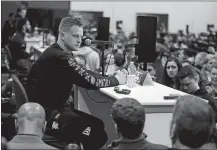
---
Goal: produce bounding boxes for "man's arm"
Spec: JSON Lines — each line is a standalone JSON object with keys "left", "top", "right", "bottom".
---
{"left": 59, "top": 54, "right": 122, "bottom": 89}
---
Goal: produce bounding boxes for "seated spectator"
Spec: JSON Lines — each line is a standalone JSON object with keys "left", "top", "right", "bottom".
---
{"left": 207, "top": 62, "right": 217, "bottom": 99}
{"left": 147, "top": 63, "right": 158, "bottom": 82}
{"left": 105, "top": 53, "right": 117, "bottom": 76}
{"left": 73, "top": 37, "right": 100, "bottom": 73}
{"left": 109, "top": 98, "right": 168, "bottom": 149}
{"left": 8, "top": 19, "right": 31, "bottom": 69}
{"left": 2, "top": 59, "right": 31, "bottom": 98}
{"left": 201, "top": 54, "right": 216, "bottom": 85}
{"left": 170, "top": 95, "right": 216, "bottom": 149}
{"left": 155, "top": 51, "right": 170, "bottom": 84}
{"left": 7, "top": 103, "right": 57, "bottom": 149}
{"left": 181, "top": 59, "right": 192, "bottom": 67}
{"left": 163, "top": 57, "right": 182, "bottom": 90}
{"left": 178, "top": 65, "right": 217, "bottom": 121}
{"left": 194, "top": 52, "right": 207, "bottom": 70}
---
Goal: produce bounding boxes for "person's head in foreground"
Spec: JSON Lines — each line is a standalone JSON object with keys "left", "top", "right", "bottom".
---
{"left": 111, "top": 98, "right": 145, "bottom": 140}
{"left": 170, "top": 95, "right": 216, "bottom": 149}
{"left": 16, "top": 102, "right": 46, "bottom": 139}
{"left": 57, "top": 16, "right": 84, "bottom": 52}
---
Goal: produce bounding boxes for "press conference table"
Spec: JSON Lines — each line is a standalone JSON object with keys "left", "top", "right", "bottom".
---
{"left": 74, "top": 82, "right": 187, "bottom": 147}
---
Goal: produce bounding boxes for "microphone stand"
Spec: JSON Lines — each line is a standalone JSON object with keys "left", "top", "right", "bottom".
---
{"left": 99, "top": 42, "right": 106, "bottom": 76}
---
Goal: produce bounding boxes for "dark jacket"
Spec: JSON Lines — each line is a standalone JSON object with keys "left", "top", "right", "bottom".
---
{"left": 194, "top": 87, "right": 217, "bottom": 122}
{"left": 108, "top": 133, "right": 168, "bottom": 150}
{"left": 8, "top": 31, "right": 27, "bottom": 69}
{"left": 26, "top": 43, "right": 119, "bottom": 114}
{"left": 2, "top": 20, "right": 16, "bottom": 47}
{"left": 7, "top": 134, "right": 58, "bottom": 149}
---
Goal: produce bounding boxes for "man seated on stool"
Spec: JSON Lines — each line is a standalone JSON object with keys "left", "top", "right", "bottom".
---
{"left": 169, "top": 95, "right": 217, "bottom": 149}
{"left": 7, "top": 103, "right": 58, "bottom": 150}
{"left": 108, "top": 98, "right": 168, "bottom": 149}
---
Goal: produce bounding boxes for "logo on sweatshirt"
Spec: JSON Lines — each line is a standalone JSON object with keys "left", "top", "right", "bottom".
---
{"left": 82, "top": 127, "right": 91, "bottom": 136}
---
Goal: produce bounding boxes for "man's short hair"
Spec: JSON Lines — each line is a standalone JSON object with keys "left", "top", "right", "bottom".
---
{"left": 58, "top": 16, "right": 83, "bottom": 33}
{"left": 178, "top": 65, "right": 198, "bottom": 80}
{"left": 171, "top": 95, "right": 215, "bottom": 148}
{"left": 111, "top": 98, "right": 145, "bottom": 139}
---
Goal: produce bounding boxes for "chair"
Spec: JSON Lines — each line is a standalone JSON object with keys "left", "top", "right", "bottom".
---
{"left": 4, "top": 45, "right": 13, "bottom": 71}
{"left": 11, "top": 74, "right": 28, "bottom": 110}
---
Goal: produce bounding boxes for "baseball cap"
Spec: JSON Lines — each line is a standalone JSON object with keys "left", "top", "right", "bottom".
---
{"left": 56, "top": 109, "right": 108, "bottom": 150}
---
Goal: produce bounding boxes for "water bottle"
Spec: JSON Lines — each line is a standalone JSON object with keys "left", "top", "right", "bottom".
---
{"left": 127, "top": 61, "right": 137, "bottom": 88}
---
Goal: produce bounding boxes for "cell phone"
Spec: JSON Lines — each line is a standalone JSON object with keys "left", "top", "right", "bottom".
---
{"left": 163, "top": 96, "right": 179, "bottom": 100}
{"left": 115, "top": 89, "right": 131, "bottom": 95}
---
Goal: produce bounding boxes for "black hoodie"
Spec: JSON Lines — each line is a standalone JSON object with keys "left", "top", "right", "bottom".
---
{"left": 194, "top": 86, "right": 217, "bottom": 122}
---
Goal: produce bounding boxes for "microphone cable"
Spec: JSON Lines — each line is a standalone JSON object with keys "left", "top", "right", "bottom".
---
{"left": 85, "top": 89, "right": 110, "bottom": 103}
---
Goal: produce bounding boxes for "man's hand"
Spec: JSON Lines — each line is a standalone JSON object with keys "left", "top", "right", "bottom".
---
{"left": 114, "top": 70, "right": 127, "bottom": 85}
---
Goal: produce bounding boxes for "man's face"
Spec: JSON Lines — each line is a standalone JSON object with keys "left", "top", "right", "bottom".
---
{"left": 19, "top": 9, "right": 27, "bottom": 19}
{"left": 62, "top": 25, "right": 83, "bottom": 51}
{"left": 180, "top": 76, "right": 198, "bottom": 93}
{"left": 147, "top": 65, "right": 156, "bottom": 77}
{"left": 211, "top": 67, "right": 217, "bottom": 85}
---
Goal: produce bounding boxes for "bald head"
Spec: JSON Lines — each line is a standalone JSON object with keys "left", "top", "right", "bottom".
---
{"left": 18, "top": 102, "right": 45, "bottom": 121}
{"left": 17, "top": 103, "right": 46, "bottom": 137}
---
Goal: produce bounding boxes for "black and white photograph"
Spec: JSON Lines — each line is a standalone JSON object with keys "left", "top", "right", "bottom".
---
{"left": 1, "top": 1, "right": 217, "bottom": 150}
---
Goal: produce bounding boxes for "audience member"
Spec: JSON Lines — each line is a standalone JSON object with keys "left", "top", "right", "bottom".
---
{"left": 208, "top": 62, "right": 217, "bottom": 99}
{"left": 109, "top": 98, "right": 168, "bottom": 149}
{"left": 72, "top": 37, "right": 100, "bottom": 73}
{"left": 163, "top": 57, "right": 182, "bottom": 90}
{"left": 178, "top": 65, "right": 217, "bottom": 121}
{"left": 2, "top": 13, "right": 16, "bottom": 47}
{"left": 147, "top": 63, "right": 158, "bottom": 82}
{"left": 169, "top": 95, "right": 216, "bottom": 149}
{"left": 7, "top": 103, "right": 58, "bottom": 149}
{"left": 2, "top": 59, "right": 31, "bottom": 98}
{"left": 201, "top": 54, "right": 216, "bottom": 85}
{"left": 181, "top": 59, "right": 192, "bottom": 67}
{"left": 155, "top": 51, "right": 170, "bottom": 84}
{"left": 194, "top": 52, "right": 207, "bottom": 70}
{"left": 8, "top": 19, "right": 30, "bottom": 69}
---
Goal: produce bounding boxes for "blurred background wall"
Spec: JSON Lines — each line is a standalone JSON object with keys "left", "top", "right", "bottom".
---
{"left": 70, "top": 2, "right": 217, "bottom": 36}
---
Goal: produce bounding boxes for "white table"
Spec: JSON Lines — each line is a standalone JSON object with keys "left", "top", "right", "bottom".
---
{"left": 74, "top": 82, "right": 187, "bottom": 147}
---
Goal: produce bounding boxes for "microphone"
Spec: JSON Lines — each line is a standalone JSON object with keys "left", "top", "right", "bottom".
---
{"left": 84, "top": 39, "right": 113, "bottom": 46}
